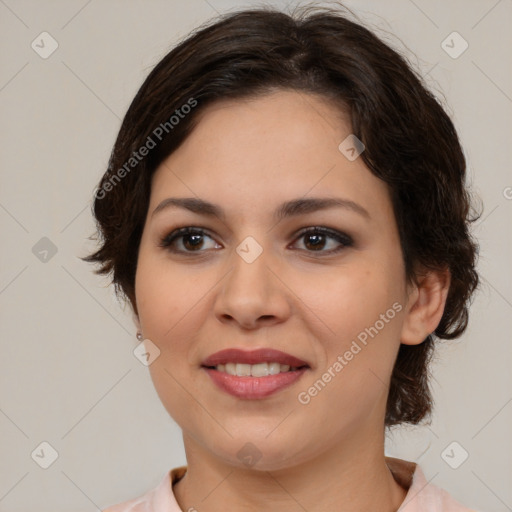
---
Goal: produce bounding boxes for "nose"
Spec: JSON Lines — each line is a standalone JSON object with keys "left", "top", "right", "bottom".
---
{"left": 213, "top": 244, "right": 292, "bottom": 330}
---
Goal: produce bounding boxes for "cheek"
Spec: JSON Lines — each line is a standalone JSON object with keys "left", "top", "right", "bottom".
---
{"left": 135, "top": 249, "right": 210, "bottom": 341}
{"left": 134, "top": 248, "right": 218, "bottom": 401}
{"left": 300, "top": 257, "right": 404, "bottom": 399}
{"left": 307, "top": 258, "right": 404, "bottom": 342}
{"left": 135, "top": 254, "right": 207, "bottom": 426}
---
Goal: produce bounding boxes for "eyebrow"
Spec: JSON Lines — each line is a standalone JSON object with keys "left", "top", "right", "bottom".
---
{"left": 151, "top": 196, "right": 370, "bottom": 221}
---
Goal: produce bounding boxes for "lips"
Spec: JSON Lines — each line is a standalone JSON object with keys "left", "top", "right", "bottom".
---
{"left": 204, "top": 367, "right": 308, "bottom": 399}
{"left": 201, "top": 348, "right": 310, "bottom": 368}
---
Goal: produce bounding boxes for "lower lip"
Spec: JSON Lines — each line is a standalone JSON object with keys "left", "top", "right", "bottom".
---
{"left": 203, "top": 367, "right": 308, "bottom": 399}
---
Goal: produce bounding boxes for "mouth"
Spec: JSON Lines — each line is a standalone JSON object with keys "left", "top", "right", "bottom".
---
{"left": 201, "top": 348, "right": 310, "bottom": 399}
{"left": 202, "top": 366, "right": 309, "bottom": 399}
{"left": 202, "top": 362, "right": 308, "bottom": 376}
{"left": 201, "top": 347, "right": 310, "bottom": 368}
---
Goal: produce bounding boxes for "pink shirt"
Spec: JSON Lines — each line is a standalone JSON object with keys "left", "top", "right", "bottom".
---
{"left": 102, "top": 457, "right": 478, "bottom": 511}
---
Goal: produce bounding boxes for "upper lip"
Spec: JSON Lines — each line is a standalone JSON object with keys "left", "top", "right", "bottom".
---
{"left": 202, "top": 348, "right": 310, "bottom": 368}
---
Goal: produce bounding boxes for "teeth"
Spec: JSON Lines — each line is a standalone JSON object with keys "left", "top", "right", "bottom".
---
{"left": 214, "top": 362, "right": 296, "bottom": 376}
{"left": 236, "top": 363, "right": 251, "bottom": 376}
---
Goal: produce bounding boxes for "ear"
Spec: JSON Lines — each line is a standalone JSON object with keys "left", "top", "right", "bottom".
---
{"left": 400, "top": 267, "right": 451, "bottom": 345}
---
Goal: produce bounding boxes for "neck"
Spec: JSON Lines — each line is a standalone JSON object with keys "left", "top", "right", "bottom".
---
{"left": 173, "top": 425, "right": 408, "bottom": 512}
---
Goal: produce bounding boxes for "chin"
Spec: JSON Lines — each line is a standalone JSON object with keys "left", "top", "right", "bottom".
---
{"left": 210, "top": 435, "right": 313, "bottom": 472}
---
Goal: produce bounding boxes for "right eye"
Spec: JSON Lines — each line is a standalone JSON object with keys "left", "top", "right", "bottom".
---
{"left": 159, "top": 227, "right": 222, "bottom": 253}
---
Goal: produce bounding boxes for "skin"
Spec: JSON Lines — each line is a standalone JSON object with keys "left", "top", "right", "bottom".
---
{"left": 133, "top": 90, "right": 450, "bottom": 511}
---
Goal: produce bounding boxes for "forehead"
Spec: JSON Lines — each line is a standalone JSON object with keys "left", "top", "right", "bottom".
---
{"left": 149, "top": 90, "right": 391, "bottom": 224}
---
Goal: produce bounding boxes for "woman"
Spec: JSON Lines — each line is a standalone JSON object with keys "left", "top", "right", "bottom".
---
{"left": 84, "top": 4, "right": 480, "bottom": 511}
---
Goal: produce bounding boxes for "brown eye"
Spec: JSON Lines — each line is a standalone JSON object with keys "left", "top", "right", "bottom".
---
{"left": 292, "top": 227, "right": 353, "bottom": 254}
{"left": 159, "top": 227, "right": 221, "bottom": 253}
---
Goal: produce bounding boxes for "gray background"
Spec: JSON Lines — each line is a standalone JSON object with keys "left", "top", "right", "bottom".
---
{"left": 0, "top": 0, "right": 511, "bottom": 510}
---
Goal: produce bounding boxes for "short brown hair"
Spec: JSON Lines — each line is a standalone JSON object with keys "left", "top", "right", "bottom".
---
{"left": 82, "top": 4, "right": 480, "bottom": 427}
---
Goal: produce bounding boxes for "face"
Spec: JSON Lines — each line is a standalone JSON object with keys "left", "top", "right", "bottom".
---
{"left": 134, "top": 90, "right": 415, "bottom": 471}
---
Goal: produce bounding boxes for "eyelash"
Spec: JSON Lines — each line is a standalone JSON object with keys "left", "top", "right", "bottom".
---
{"left": 158, "top": 226, "right": 353, "bottom": 256}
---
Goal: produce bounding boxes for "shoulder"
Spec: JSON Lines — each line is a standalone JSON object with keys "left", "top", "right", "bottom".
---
{"left": 408, "top": 466, "right": 480, "bottom": 511}
{"left": 99, "top": 474, "right": 164, "bottom": 511}
{"left": 386, "top": 457, "right": 479, "bottom": 512}
{"left": 101, "top": 490, "right": 152, "bottom": 512}
{"left": 100, "top": 466, "right": 187, "bottom": 512}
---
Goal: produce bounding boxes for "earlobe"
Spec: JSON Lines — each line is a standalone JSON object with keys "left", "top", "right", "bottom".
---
{"left": 400, "top": 267, "right": 451, "bottom": 345}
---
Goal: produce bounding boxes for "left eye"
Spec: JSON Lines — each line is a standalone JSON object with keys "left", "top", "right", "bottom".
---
{"left": 292, "top": 227, "right": 353, "bottom": 253}
{"left": 159, "top": 226, "right": 353, "bottom": 254}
